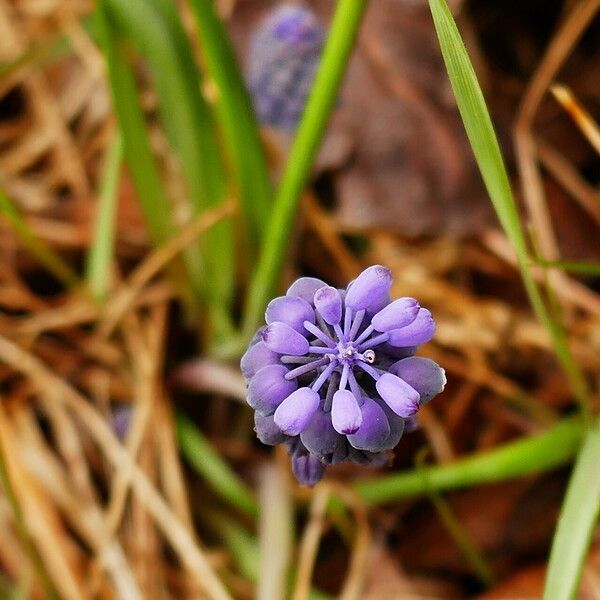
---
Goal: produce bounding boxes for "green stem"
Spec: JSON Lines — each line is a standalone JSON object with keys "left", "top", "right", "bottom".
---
{"left": 242, "top": 0, "right": 369, "bottom": 340}
{"left": 187, "top": 0, "right": 272, "bottom": 248}
{"left": 85, "top": 132, "right": 123, "bottom": 301}
{"left": 176, "top": 413, "right": 259, "bottom": 518}
{"left": 543, "top": 420, "right": 600, "bottom": 600}
{"left": 353, "top": 417, "right": 583, "bottom": 504}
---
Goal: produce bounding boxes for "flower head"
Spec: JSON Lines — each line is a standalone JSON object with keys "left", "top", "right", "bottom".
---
{"left": 241, "top": 265, "right": 446, "bottom": 485}
{"left": 247, "top": 4, "right": 325, "bottom": 130}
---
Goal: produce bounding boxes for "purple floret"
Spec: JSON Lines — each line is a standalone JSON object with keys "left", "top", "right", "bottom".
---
{"left": 247, "top": 4, "right": 325, "bottom": 131}
{"left": 241, "top": 264, "right": 446, "bottom": 485}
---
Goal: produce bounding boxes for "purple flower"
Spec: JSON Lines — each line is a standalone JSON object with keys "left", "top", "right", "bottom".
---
{"left": 241, "top": 265, "right": 446, "bottom": 485}
{"left": 247, "top": 4, "right": 325, "bottom": 130}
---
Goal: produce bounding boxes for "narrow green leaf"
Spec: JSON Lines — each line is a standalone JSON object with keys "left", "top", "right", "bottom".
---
{"left": 104, "top": 0, "right": 235, "bottom": 340}
{"left": 95, "top": 2, "right": 174, "bottom": 246}
{"left": 186, "top": 0, "right": 273, "bottom": 248}
{"left": 353, "top": 417, "right": 583, "bottom": 504}
{"left": 85, "top": 132, "right": 123, "bottom": 301}
{"left": 176, "top": 413, "right": 259, "bottom": 518}
{"left": 0, "top": 188, "right": 78, "bottom": 288}
{"left": 536, "top": 258, "right": 600, "bottom": 276}
{"left": 428, "top": 0, "right": 591, "bottom": 416}
{"left": 242, "top": 0, "right": 369, "bottom": 340}
{"left": 543, "top": 421, "right": 600, "bottom": 600}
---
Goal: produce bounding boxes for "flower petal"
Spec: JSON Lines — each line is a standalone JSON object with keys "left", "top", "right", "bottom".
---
{"left": 247, "top": 364, "right": 297, "bottom": 415}
{"left": 291, "top": 448, "right": 325, "bottom": 486}
{"left": 254, "top": 413, "right": 289, "bottom": 446}
{"left": 344, "top": 265, "right": 392, "bottom": 312}
{"left": 286, "top": 277, "right": 327, "bottom": 305}
{"left": 274, "top": 387, "right": 320, "bottom": 435}
{"left": 346, "top": 397, "right": 391, "bottom": 452}
{"left": 387, "top": 308, "right": 436, "bottom": 347}
{"left": 265, "top": 296, "right": 315, "bottom": 333}
{"left": 375, "top": 372, "right": 420, "bottom": 418}
{"left": 241, "top": 341, "right": 281, "bottom": 382}
{"left": 300, "top": 408, "right": 345, "bottom": 458}
{"left": 313, "top": 286, "right": 342, "bottom": 325}
{"left": 371, "top": 297, "right": 420, "bottom": 332}
{"left": 331, "top": 389, "right": 362, "bottom": 434}
{"left": 390, "top": 357, "right": 446, "bottom": 404}
{"left": 262, "top": 321, "right": 310, "bottom": 355}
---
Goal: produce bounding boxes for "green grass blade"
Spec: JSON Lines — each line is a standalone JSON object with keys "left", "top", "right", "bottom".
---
{"left": 543, "top": 420, "right": 600, "bottom": 600}
{"left": 104, "top": 0, "right": 235, "bottom": 339}
{"left": 95, "top": 2, "right": 173, "bottom": 246}
{"left": 353, "top": 417, "right": 583, "bottom": 504}
{"left": 176, "top": 413, "right": 259, "bottom": 518}
{"left": 187, "top": 0, "right": 272, "bottom": 248}
{"left": 0, "top": 188, "right": 78, "bottom": 288}
{"left": 536, "top": 258, "right": 600, "bottom": 276}
{"left": 85, "top": 132, "right": 123, "bottom": 301}
{"left": 428, "top": 0, "right": 591, "bottom": 416}
{"left": 242, "top": 0, "right": 369, "bottom": 340}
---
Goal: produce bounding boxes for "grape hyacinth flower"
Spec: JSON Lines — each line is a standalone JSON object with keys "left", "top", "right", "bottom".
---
{"left": 247, "top": 4, "right": 325, "bottom": 130}
{"left": 241, "top": 265, "right": 446, "bottom": 486}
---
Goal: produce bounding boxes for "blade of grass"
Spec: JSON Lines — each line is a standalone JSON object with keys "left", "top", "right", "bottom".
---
{"left": 0, "top": 188, "right": 78, "bottom": 288}
{"left": 428, "top": 0, "right": 591, "bottom": 417}
{"left": 543, "top": 420, "right": 600, "bottom": 600}
{"left": 103, "top": 0, "right": 235, "bottom": 341}
{"left": 241, "top": 0, "right": 369, "bottom": 341}
{"left": 85, "top": 132, "right": 123, "bottom": 301}
{"left": 95, "top": 2, "right": 174, "bottom": 246}
{"left": 176, "top": 413, "right": 259, "bottom": 518}
{"left": 352, "top": 417, "right": 583, "bottom": 504}
{"left": 536, "top": 258, "right": 600, "bottom": 276}
{"left": 186, "top": 0, "right": 272, "bottom": 249}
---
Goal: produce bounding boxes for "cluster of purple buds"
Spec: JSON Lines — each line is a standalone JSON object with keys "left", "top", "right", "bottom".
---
{"left": 241, "top": 265, "right": 446, "bottom": 485}
{"left": 247, "top": 4, "right": 325, "bottom": 131}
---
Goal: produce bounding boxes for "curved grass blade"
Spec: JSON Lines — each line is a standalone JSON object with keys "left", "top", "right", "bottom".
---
{"left": 95, "top": 2, "right": 173, "bottom": 246}
{"left": 185, "top": 0, "right": 273, "bottom": 249}
{"left": 104, "top": 0, "right": 235, "bottom": 340}
{"left": 428, "top": 0, "right": 591, "bottom": 416}
{"left": 176, "top": 413, "right": 259, "bottom": 518}
{"left": 0, "top": 188, "right": 78, "bottom": 288}
{"left": 85, "top": 132, "right": 123, "bottom": 301}
{"left": 353, "top": 417, "right": 583, "bottom": 504}
{"left": 536, "top": 258, "right": 600, "bottom": 276}
{"left": 543, "top": 420, "right": 600, "bottom": 600}
{"left": 242, "top": 0, "right": 369, "bottom": 341}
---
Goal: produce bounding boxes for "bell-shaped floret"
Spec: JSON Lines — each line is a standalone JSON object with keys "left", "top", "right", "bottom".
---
{"left": 344, "top": 265, "right": 392, "bottom": 312}
{"left": 390, "top": 357, "right": 446, "bottom": 404}
{"left": 286, "top": 277, "right": 327, "bottom": 305}
{"left": 265, "top": 296, "right": 315, "bottom": 333}
{"left": 331, "top": 389, "right": 362, "bottom": 434}
{"left": 241, "top": 341, "right": 280, "bottom": 382}
{"left": 387, "top": 308, "right": 436, "bottom": 347}
{"left": 314, "top": 286, "right": 343, "bottom": 325}
{"left": 375, "top": 372, "right": 420, "bottom": 418}
{"left": 262, "top": 321, "right": 309, "bottom": 355}
{"left": 274, "top": 387, "right": 320, "bottom": 435}
{"left": 371, "top": 297, "right": 420, "bottom": 332}
{"left": 247, "top": 364, "right": 297, "bottom": 415}
{"left": 346, "top": 398, "right": 391, "bottom": 453}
